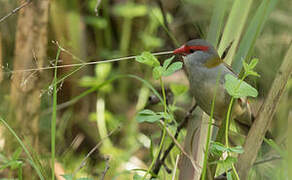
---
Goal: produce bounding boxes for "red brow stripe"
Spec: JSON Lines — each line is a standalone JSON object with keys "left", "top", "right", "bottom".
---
{"left": 188, "top": 45, "right": 209, "bottom": 51}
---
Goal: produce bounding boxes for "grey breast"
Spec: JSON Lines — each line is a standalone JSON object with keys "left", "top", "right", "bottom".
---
{"left": 184, "top": 52, "right": 233, "bottom": 119}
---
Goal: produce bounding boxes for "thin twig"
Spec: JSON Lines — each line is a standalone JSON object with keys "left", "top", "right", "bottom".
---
{"left": 94, "top": 0, "right": 102, "bottom": 16}
{"left": 152, "top": 104, "right": 197, "bottom": 175}
{"left": 52, "top": 41, "right": 85, "bottom": 63}
{"left": 73, "top": 127, "right": 120, "bottom": 175}
{"left": 101, "top": 156, "right": 110, "bottom": 180}
{"left": 155, "top": 0, "right": 177, "bottom": 48}
{"left": 253, "top": 155, "right": 282, "bottom": 166}
{"left": 156, "top": 0, "right": 170, "bottom": 32}
{"left": 0, "top": 0, "right": 32, "bottom": 23}
{"left": 5, "top": 50, "right": 173, "bottom": 74}
{"left": 160, "top": 120, "right": 201, "bottom": 172}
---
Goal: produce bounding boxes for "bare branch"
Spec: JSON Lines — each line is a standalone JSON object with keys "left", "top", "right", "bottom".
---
{"left": 0, "top": 0, "right": 32, "bottom": 23}
{"left": 151, "top": 104, "right": 197, "bottom": 176}
{"left": 101, "top": 155, "right": 110, "bottom": 180}
{"left": 4, "top": 49, "right": 172, "bottom": 74}
{"left": 160, "top": 120, "right": 202, "bottom": 173}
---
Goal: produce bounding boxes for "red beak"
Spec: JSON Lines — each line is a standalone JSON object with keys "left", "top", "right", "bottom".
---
{"left": 173, "top": 45, "right": 187, "bottom": 55}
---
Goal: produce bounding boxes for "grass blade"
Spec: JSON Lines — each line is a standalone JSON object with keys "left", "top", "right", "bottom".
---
{"left": 51, "top": 48, "right": 61, "bottom": 180}
{"left": 206, "top": 0, "right": 228, "bottom": 47}
{"left": 218, "top": 0, "right": 254, "bottom": 64}
{"left": 0, "top": 117, "right": 44, "bottom": 180}
{"left": 232, "top": 0, "right": 278, "bottom": 73}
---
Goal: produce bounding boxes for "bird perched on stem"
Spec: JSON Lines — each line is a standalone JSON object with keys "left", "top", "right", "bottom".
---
{"left": 173, "top": 39, "right": 253, "bottom": 128}
{"left": 173, "top": 39, "right": 254, "bottom": 180}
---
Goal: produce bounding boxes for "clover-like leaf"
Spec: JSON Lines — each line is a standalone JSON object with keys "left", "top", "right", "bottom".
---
{"left": 170, "top": 83, "right": 188, "bottom": 96}
{"left": 162, "top": 56, "right": 175, "bottom": 70}
{"left": 243, "top": 58, "right": 260, "bottom": 77}
{"left": 136, "top": 109, "right": 163, "bottom": 123}
{"left": 224, "top": 74, "right": 258, "bottom": 98}
{"left": 247, "top": 70, "right": 260, "bottom": 77}
{"left": 211, "top": 142, "right": 228, "bottom": 152}
{"left": 153, "top": 66, "right": 164, "bottom": 80}
{"left": 249, "top": 58, "right": 259, "bottom": 70}
{"left": 135, "top": 52, "right": 160, "bottom": 67}
{"left": 163, "top": 62, "right": 183, "bottom": 76}
{"left": 228, "top": 146, "right": 244, "bottom": 154}
{"left": 217, "top": 156, "right": 237, "bottom": 171}
{"left": 243, "top": 61, "right": 249, "bottom": 73}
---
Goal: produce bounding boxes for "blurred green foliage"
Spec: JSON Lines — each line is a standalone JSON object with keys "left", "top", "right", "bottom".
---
{"left": 0, "top": 0, "right": 291, "bottom": 179}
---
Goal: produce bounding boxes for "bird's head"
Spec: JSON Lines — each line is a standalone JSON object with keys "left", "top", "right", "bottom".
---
{"left": 173, "top": 39, "right": 222, "bottom": 68}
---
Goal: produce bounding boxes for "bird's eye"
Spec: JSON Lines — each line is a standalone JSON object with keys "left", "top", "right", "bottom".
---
{"left": 189, "top": 49, "right": 195, "bottom": 53}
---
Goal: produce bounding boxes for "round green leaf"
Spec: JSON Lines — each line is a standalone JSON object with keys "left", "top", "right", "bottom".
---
{"left": 224, "top": 74, "right": 258, "bottom": 98}
{"left": 135, "top": 52, "right": 160, "bottom": 67}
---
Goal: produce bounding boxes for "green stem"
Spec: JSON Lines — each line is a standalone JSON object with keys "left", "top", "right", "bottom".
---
{"left": 232, "top": 163, "right": 240, "bottom": 180}
{"left": 143, "top": 78, "right": 168, "bottom": 179}
{"left": 201, "top": 70, "right": 221, "bottom": 180}
{"left": 225, "top": 97, "right": 234, "bottom": 148}
{"left": 51, "top": 48, "right": 61, "bottom": 180}
{"left": 160, "top": 78, "right": 167, "bottom": 114}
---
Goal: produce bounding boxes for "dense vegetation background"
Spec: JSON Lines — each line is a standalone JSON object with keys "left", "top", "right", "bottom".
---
{"left": 0, "top": 0, "right": 291, "bottom": 179}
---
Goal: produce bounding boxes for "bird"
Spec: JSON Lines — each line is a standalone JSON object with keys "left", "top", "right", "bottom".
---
{"left": 173, "top": 39, "right": 253, "bottom": 128}
{"left": 173, "top": 39, "right": 254, "bottom": 180}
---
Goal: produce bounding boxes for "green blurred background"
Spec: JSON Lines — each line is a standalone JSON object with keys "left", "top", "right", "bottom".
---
{"left": 0, "top": 0, "right": 291, "bottom": 179}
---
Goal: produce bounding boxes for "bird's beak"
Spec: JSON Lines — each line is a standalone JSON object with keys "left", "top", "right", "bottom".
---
{"left": 173, "top": 45, "right": 187, "bottom": 55}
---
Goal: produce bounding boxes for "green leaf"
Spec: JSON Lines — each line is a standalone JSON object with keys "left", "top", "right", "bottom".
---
{"left": 247, "top": 71, "right": 260, "bottom": 77}
{"left": 12, "top": 147, "right": 22, "bottom": 160}
{"left": 224, "top": 74, "right": 258, "bottom": 98}
{"left": 113, "top": 2, "right": 148, "bottom": 19}
{"left": 10, "top": 160, "right": 23, "bottom": 169}
{"left": 228, "top": 146, "right": 244, "bottom": 154}
{"left": 135, "top": 52, "right": 160, "bottom": 67}
{"left": 61, "top": 174, "right": 73, "bottom": 180}
{"left": 242, "top": 60, "right": 249, "bottom": 73}
{"left": 136, "top": 109, "right": 162, "bottom": 123}
{"left": 153, "top": 66, "right": 163, "bottom": 80}
{"left": 163, "top": 62, "right": 183, "bottom": 76}
{"left": 217, "top": 156, "right": 237, "bottom": 170}
{"left": 211, "top": 142, "right": 228, "bottom": 153}
{"left": 157, "top": 112, "right": 173, "bottom": 121}
{"left": 248, "top": 58, "right": 259, "bottom": 70}
{"left": 162, "top": 56, "right": 175, "bottom": 70}
{"left": 170, "top": 83, "right": 188, "bottom": 96}
{"left": 133, "top": 174, "right": 143, "bottom": 180}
